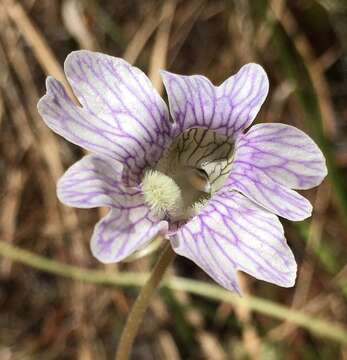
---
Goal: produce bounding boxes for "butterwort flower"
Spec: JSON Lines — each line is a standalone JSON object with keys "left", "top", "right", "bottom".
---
{"left": 38, "top": 50, "right": 327, "bottom": 293}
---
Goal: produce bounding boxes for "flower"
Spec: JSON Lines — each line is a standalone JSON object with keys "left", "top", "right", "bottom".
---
{"left": 38, "top": 50, "right": 327, "bottom": 293}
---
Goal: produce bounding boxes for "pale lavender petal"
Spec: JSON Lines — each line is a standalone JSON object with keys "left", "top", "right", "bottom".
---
{"left": 38, "top": 50, "right": 173, "bottom": 185}
{"left": 161, "top": 63, "right": 268, "bottom": 138}
{"left": 57, "top": 154, "right": 168, "bottom": 262}
{"left": 38, "top": 77, "right": 121, "bottom": 159}
{"left": 172, "top": 191, "right": 296, "bottom": 292}
{"left": 232, "top": 123, "right": 327, "bottom": 190}
{"left": 227, "top": 168, "right": 312, "bottom": 221}
{"left": 225, "top": 123, "right": 327, "bottom": 221}
{"left": 57, "top": 154, "right": 137, "bottom": 208}
{"left": 92, "top": 207, "right": 168, "bottom": 263}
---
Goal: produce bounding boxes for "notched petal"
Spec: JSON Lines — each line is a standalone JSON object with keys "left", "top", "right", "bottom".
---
{"left": 57, "top": 154, "right": 129, "bottom": 208}
{"left": 57, "top": 153, "right": 169, "bottom": 262}
{"left": 91, "top": 208, "right": 168, "bottom": 263}
{"left": 172, "top": 191, "right": 297, "bottom": 293}
{"left": 161, "top": 63, "right": 269, "bottom": 139}
{"left": 227, "top": 123, "right": 327, "bottom": 221}
{"left": 227, "top": 168, "right": 313, "bottom": 221}
{"left": 38, "top": 76, "right": 126, "bottom": 161}
{"left": 38, "top": 50, "right": 173, "bottom": 185}
{"left": 217, "top": 63, "right": 269, "bottom": 134}
{"left": 233, "top": 123, "right": 327, "bottom": 189}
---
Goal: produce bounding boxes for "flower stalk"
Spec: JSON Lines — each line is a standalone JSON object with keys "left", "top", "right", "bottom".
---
{"left": 115, "top": 242, "right": 175, "bottom": 360}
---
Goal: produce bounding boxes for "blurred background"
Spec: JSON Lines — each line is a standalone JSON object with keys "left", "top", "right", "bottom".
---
{"left": 1, "top": 0, "right": 347, "bottom": 359}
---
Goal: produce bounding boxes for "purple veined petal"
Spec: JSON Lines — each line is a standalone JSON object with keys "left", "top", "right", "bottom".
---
{"left": 91, "top": 207, "right": 168, "bottom": 263}
{"left": 38, "top": 50, "right": 173, "bottom": 185}
{"left": 226, "top": 166, "right": 313, "bottom": 221}
{"left": 38, "top": 77, "right": 121, "bottom": 159}
{"left": 232, "top": 123, "right": 328, "bottom": 190}
{"left": 161, "top": 63, "right": 269, "bottom": 138}
{"left": 57, "top": 154, "right": 169, "bottom": 262}
{"left": 225, "top": 123, "right": 328, "bottom": 221}
{"left": 57, "top": 154, "right": 142, "bottom": 208}
{"left": 172, "top": 191, "right": 297, "bottom": 293}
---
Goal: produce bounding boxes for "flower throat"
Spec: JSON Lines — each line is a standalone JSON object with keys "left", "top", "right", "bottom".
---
{"left": 141, "top": 128, "right": 234, "bottom": 221}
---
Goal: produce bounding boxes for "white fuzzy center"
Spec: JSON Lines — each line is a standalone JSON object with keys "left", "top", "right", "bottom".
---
{"left": 141, "top": 128, "right": 234, "bottom": 221}
{"left": 142, "top": 170, "right": 182, "bottom": 218}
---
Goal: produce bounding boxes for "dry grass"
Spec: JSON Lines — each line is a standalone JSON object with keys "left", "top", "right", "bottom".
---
{"left": 0, "top": 0, "right": 347, "bottom": 359}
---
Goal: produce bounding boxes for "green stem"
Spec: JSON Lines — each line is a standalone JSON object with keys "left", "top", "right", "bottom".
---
{"left": 1, "top": 240, "right": 347, "bottom": 344}
{"left": 115, "top": 242, "right": 175, "bottom": 360}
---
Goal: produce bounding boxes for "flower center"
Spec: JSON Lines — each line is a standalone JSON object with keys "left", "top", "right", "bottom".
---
{"left": 141, "top": 128, "right": 234, "bottom": 221}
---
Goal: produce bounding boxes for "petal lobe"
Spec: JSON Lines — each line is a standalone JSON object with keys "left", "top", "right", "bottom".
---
{"left": 173, "top": 191, "right": 297, "bottom": 292}
{"left": 161, "top": 63, "right": 269, "bottom": 138}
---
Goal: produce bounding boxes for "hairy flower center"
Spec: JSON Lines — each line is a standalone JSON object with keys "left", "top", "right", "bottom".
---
{"left": 141, "top": 128, "right": 234, "bottom": 220}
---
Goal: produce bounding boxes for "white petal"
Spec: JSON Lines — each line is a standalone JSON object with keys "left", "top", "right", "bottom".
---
{"left": 233, "top": 123, "right": 327, "bottom": 189}
{"left": 92, "top": 207, "right": 168, "bottom": 263}
{"left": 57, "top": 154, "right": 140, "bottom": 208}
{"left": 38, "top": 51, "right": 172, "bottom": 185}
{"left": 57, "top": 154, "right": 168, "bottom": 262}
{"left": 227, "top": 166, "right": 313, "bottom": 221}
{"left": 226, "top": 123, "right": 328, "bottom": 221}
{"left": 172, "top": 191, "right": 297, "bottom": 292}
{"left": 161, "top": 63, "right": 269, "bottom": 138}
